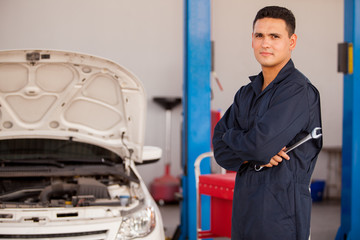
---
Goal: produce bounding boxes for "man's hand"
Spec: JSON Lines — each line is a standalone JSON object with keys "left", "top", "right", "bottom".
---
{"left": 262, "top": 147, "right": 290, "bottom": 168}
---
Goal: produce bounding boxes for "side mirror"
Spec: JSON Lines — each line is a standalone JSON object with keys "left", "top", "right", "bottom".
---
{"left": 139, "top": 146, "right": 162, "bottom": 165}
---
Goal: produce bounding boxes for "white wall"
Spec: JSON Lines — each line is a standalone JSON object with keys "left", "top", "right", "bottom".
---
{"left": 0, "top": 0, "right": 344, "bottom": 190}
{"left": 0, "top": 0, "right": 184, "bottom": 186}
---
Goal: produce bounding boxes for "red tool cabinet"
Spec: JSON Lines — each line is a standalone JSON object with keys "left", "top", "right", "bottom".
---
{"left": 197, "top": 172, "right": 236, "bottom": 239}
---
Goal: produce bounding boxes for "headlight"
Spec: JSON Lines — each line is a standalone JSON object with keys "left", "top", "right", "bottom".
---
{"left": 116, "top": 206, "right": 156, "bottom": 240}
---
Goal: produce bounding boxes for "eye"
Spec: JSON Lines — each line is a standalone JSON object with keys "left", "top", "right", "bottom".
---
{"left": 271, "top": 34, "right": 280, "bottom": 39}
{"left": 254, "top": 33, "right": 263, "bottom": 38}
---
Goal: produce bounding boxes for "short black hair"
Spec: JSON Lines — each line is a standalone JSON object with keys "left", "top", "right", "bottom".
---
{"left": 253, "top": 6, "right": 296, "bottom": 37}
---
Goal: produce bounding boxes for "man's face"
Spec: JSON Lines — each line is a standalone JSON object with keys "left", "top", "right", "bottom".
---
{"left": 252, "top": 17, "right": 297, "bottom": 71}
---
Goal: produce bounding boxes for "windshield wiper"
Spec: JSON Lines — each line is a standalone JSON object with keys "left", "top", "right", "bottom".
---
{"left": 0, "top": 158, "right": 65, "bottom": 168}
{"left": 0, "top": 156, "right": 117, "bottom": 168}
{"left": 54, "top": 157, "right": 117, "bottom": 166}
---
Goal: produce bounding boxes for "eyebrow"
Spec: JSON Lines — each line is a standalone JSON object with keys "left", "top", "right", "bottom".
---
{"left": 270, "top": 33, "right": 281, "bottom": 37}
{"left": 254, "top": 32, "right": 282, "bottom": 37}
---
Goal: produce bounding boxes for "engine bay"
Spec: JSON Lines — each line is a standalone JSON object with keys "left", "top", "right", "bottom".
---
{"left": 0, "top": 175, "right": 143, "bottom": 209}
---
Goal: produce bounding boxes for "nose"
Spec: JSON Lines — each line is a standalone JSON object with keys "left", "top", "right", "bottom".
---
{"left": 260, "top": 36, "right": 271, "bottom": 48}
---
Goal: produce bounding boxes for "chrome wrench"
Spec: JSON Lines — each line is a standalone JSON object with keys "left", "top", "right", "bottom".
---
{"left": 254, "top": 127, "right": 322, "bottom": 171}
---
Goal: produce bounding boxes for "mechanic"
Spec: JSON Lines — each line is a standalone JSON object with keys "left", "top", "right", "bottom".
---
{"left": 212, "top": 6, "right": 322, "bottom": 240}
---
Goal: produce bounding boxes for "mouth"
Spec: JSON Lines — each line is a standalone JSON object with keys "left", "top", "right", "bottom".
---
{"left": 260, "top": 51, "right": 273, "bottom": 56}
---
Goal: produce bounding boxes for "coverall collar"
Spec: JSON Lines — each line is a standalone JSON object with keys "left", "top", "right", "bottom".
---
{"left": 249, "top": 59, "right": 295, "bottom": 96}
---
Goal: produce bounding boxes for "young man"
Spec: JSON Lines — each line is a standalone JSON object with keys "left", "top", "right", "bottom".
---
{"left": 212, "top": 6, "right": 322, "bottom": 240}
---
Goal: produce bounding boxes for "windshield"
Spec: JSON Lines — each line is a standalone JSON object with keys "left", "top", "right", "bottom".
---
{"left": 0, "top": 138, "right": 122, "bottom": 164}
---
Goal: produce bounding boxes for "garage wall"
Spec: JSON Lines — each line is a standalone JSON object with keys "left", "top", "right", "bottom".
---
{"left": 0, "top": 0, "right": 344, "bottom": 189}
{"left": 0, "top": 0, "right": 184, "bottom": 186}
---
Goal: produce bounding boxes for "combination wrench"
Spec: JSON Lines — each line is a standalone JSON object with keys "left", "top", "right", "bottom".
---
{"left": 254, "top": 127, "right": 322, "bottom": 171}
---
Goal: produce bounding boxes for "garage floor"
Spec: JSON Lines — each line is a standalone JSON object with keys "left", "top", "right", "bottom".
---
{"left": 159, "top": 199, "right": 341, "bottom": 240}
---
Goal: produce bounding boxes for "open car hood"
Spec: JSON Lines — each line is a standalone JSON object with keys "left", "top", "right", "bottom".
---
{"left": 0, "top": 50, "right": 146, "bottom": 163}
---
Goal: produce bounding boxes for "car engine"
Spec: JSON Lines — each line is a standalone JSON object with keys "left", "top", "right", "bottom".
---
{"left": 0, "top": 176, "right": 143, "bottom": 208}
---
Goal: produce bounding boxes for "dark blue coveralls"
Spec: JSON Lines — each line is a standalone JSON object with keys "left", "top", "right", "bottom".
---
{"left": 212, "top": 59, "right": 322, "bottom": 240}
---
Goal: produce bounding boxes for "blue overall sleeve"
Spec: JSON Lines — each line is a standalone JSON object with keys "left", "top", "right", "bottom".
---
{"left": 213, "top": 80, "right": 311, "bottom": 172}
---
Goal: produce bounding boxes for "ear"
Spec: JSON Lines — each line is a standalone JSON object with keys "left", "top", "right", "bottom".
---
{"left": 289, "top": 33, "right": 297, "bottom": 50}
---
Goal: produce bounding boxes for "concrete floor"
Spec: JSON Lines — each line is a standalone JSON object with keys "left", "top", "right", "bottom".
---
{"left": 159, "top": 199, "right": 341, "bottom": 240}
{"left": 310, "top": 200, "right": 341, "bottom": 240}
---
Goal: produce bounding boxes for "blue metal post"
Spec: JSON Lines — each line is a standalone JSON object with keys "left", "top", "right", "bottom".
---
{"left": 336, "top": 0, "right": 360, "bottom": 239}
{"left": 181, "top": 0, "right": 211, "bottom": 239}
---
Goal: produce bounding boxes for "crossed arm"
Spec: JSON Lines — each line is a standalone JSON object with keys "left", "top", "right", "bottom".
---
{"left": 212, "top": 83, "right": 309, "bottom": 171}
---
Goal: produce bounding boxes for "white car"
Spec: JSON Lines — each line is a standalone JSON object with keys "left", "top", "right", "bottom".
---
{"left": 0, "top": 50, "right": 165, "bottom": 240}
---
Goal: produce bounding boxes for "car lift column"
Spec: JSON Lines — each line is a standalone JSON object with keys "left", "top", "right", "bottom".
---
{"left": 181, "top": 1, "right": 211, "bottom": 240}
{"left": 337, "top": 0, "right": 360, "bottom": 239}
